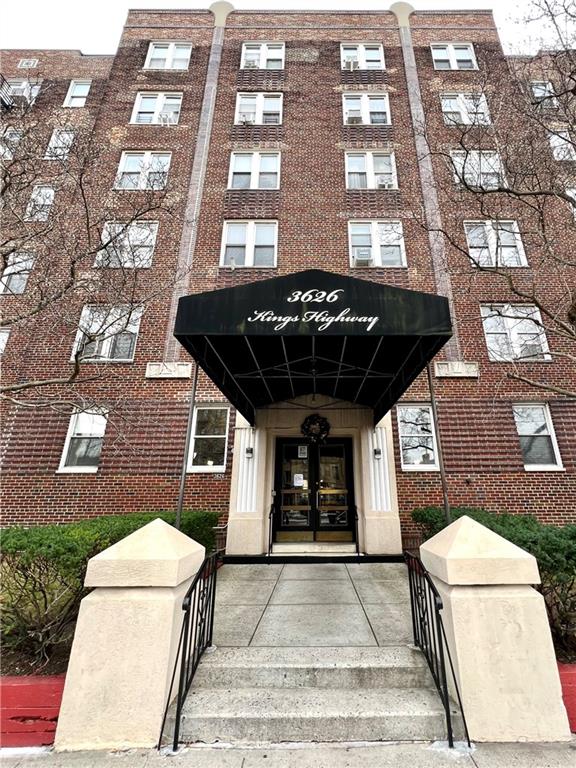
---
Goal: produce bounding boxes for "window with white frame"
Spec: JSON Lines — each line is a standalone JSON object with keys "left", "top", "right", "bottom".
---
{"left": 63, "top": 80, "right": 91, "bottom": 108}
{"left": 44, "top": 128, "right": 75, "bottom": 160}
{"left": 235, "top": 93, "right": 283, "bottom": 125}
{"left": 241, "top": 42, "right": 285, "bottom": 70}
{"left": 144, "top": 42, "right": 192, "bottom": 70}
{"left": 0, "top": 253, "right": 34, "bottom": 295}
{"left": 96, "top": 222, "right": 158, "bottom": 268}
{"left": 73, "top": 305, "right": 143, "bottom": 362}
{"left": 440, "top": 93, "right": 490, "bottom": 125}
{"left": 0, "top": 128, "right": 23, "bottom": 160}
{"left": 431, "top": 43, "right": 477, "bottom": 70}
{"left": 18, "top": 58, "right": 38, "bottom": 69}
{"left": 221, "top": 221, "right": 278, "bottom": 267}
{"left": 567, "top": 187, "right": 576, "bottom": 219}
{"left": 130, "top": 92, "right": 182, "bottom": 125}
{"left": 228, "top": 152, "right": 280, "bottom": 189}
{"left": 549, "top": 130, "right": 576, "bottom": 161}
{"left": 7, "top": 79, "right": 41, "bottom": 104}
{"left": 451, "top": 150, "right": 504, "bottom": 190}
{"left": 59, "top": 411, "right": 107, "bottom": 473}
{"left": 25, "top": 185, "right": 54, "bottom": 221}
{"left": 115, "top": 151, "right": 171, "bottom": 190}
{"left": 349, "top": 220, "right": 406, "bottom": 267}
{"left": 464, "top": 221, "right": 526, "bottom": 267}
{"left": 513, "top": 404, "right": 562, "bottom": 470}
{"left": 481, "top": 304, "right": 550, "bottom": 362}
{"left": 530, "top": 81, "right": 557, "bottom": 107}
{"left": 340, "top": 43, "right": 385, "bottom": 70}
{"left": 397, "top": 405, "right": 439, "bottom": 470}
{"left": 188, "top": 407, "right": 230, "bottom": 472}
{"left": 345, "top": 152, "right": 397, "bottom": 189}
{"left": 342, "top": 93, "right": 390, "bottom": 125}
{"left": 0, "top": 329, "right": 9, "bottom": 354}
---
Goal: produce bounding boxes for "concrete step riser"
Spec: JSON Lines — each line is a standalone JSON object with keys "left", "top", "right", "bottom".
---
{"left": 174, "top": 713, "right": 450, "bottom": 744}
{"left": 193, "top": 666, "right": 434, "bottom": 690}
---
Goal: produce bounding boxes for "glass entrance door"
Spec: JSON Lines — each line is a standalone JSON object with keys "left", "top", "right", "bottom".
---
{"left": 273, "top": 438, "right": 355, "bottom": 542}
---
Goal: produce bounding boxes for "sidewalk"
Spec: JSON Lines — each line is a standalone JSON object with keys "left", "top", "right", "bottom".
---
{"left": 1, "top": 741, "right": 576, "bottom": 768}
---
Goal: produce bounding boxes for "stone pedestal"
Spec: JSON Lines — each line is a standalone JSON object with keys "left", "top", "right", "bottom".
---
{"left": 54, "top": 519, "right": 205, "bottom": 751}
{"left": 420, "top": 516, "right": 571, "bottom": 742}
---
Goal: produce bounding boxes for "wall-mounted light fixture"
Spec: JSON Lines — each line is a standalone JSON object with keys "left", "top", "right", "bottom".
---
{"left": 373, "top": 448, "right": 382, "bottom": 460}
{"left": 245, "top": 447, "right": 254, "bottom": 459}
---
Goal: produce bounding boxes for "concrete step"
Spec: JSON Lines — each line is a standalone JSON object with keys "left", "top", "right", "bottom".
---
{"left": 194, "top": 646, "right": 434, "bottom": 690}
{"left": 175, "top": 687, "right": 458, "bottom": 744}
{"left": 271, "top": 543, "right": 357, "bottom": 555}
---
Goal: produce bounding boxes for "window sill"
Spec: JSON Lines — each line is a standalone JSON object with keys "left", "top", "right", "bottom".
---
{"left": 351, "top": 264, "right": 407, "bottom": 269}
{"left": 70, "top": 358, "right": 136, "bottom": 364}
{"left": 142, "top": 67, "right": 190, "bottom": 72}
{"left": 487, "top": 357, "right": 553, "bottom": 363}
{"left": 56, "top": 467, "right": 99, "bottom": 474}
{"left": 219, "top": 265, "right": 277, "bottom": 270}
{"left": 524, "top": 465, "right": 565, "bottom": 472}
{"left": 226, "top": 187, "right": 280, "bottom": 192}
{"left": 401, "top": 465, "right": 440, "bottom": 472}
{"left": 346, "top": 187, "right": 399, "bottom": 192}
{"left": 187, "top": 467, "right": 226, "bottom": 474}
{"left": 129, "top": 122, "right": 181, "bottom": 127}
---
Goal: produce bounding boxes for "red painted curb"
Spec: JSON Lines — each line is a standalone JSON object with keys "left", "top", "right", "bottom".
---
{"left": 0, "top": 676, "right": 65, "bottom": 748}
{"left": 559, "top": 664, "right": 576, "bottom": 733}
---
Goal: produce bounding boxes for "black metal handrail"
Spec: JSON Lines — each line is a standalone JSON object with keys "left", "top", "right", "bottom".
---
{"left": 158, "top": 549, "right": 222, "bottom": 751}
{"left": 267, "top": 502, "right": 275, "bottom": 561}
{"left": 354, "top": 506, "right": 360, "bottom": 556}
{"left": 404, "top": 551, "right": 471, "bottom": 748}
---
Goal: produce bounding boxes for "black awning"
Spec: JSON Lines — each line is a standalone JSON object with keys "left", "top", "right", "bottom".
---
{"left": 174, "top": 270, "right": 452, "bottom": 425}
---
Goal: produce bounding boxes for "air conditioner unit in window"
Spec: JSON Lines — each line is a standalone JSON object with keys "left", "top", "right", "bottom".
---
{"left": 346, "top": 111, "right": 363, "bottom": 124}
{"left": 376, "top": 174, "right": 395, "bottom": 189}
{"left": 243, "top": 61, "right": 259, "bottom": 69}
{"left": 353, "top": 248, "right": 373, "bottom": 266}
{"left": 158, "top": 112, "right": 176, "bottom": 126}
{"left": 345, "top": 59, "right": 360, "bottom": 71}
{"left": 239, "top": 112, "right": 256, "bottom": 125}
{"left": 521, "top": 344, "right": 544, "bottom": 360}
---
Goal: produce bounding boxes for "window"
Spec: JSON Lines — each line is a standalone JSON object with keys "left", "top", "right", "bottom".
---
{"left": 18, "top": 58, "right": 38, "bottom": 69}
{"left": 530, "top": 81, "right": 557, "bottom": 108}
{"left": 235, "top": 93, "right": 283, "bottom": 125}
{"left": 0, "top": 329, "right": 9, "bottom": 354}
{"left": 481, "top": 304, "right": 550, "bottom": 362}
{"left": 0, "top": 253, "right": 34, "bottom": 295}
{"left": 440, "top": 93, "right": 490, "bottom": 125}
{"left": 63, "top": 80, "right": 91, "bottom": 108}
{"left": 549, "top": 131, "right": 576, "bottom": 161}
{"left": 340, "top": 44, "right": 385, "bottom": 70}
{"left": 59, "top": 411, "right": 107, "bottom": 473}
{"left": 397, "top": 405, "right": 439, "bottom": 471}
{"left": 7, "top": 79, "right": 41, "bottom": 104}
{"left": 44, "top": 128, "right": 74, "bottom": 160}
{"left": 513, "top": 404, "right": 562, "bottom": 470}
{"left": 349, "top": 220, "right": 406, "bottom": 267}
{"left": 566, "top": 187, "right": 576, "bottom": 218}
{"left": 221, "top": 221, "right": 278, "bottom": 267}
{"left": 451, "top": 150, "right": 504, "bottom": 190}
{"left": 241, "top": 42, "right": 285, "bottom": 70}
{"left": 342, "top": 93, "right": 390, "bottom": 125}
{"left": 144, "top": 42, "right": 192, "bottom": 70}
{"left": 73, "top": 305, "right": 143, "bottom": 362}
{"left": 0, "top": 128, "right": 23, "bottom": 160}
{"left": 431, "top": 43, "right": 477, "bottom": 70}
{"left": 115, "top": 151, "right": 171, "bottom": 190}
{"left": 25, "top": 185, "right": 54, "bottom": 221}
{"left": 130, "top": 92, "right": 182, "bottom": 125}
{"left": 188, "top": 407, "right": 230, "bottom": 472}
{"left": 228, "top": 152, "right": 280, "bottom": 190}
{"left": 345, "top": 152, "right": 397, "bottom": 189}
{"left": 464, "top": 221, "right": 526, "bottom": 267}
{"left": 96, "top": 222, "right": 158, "bottom": 268}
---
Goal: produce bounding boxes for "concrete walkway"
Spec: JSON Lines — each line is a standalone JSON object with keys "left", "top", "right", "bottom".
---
{"left": 2, "top": 741, "right": 576, "bottom": 768}
{"left": 213, "top": 563, "right": 412, "bottom": 647}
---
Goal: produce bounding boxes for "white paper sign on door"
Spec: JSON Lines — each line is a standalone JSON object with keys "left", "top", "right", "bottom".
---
{"left": 293, "top": 473, "right": 304, "bottom": 487}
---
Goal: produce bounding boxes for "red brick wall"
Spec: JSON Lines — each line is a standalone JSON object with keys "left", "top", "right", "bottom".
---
{"left": 1, "top": 8, "right": 575, "bottom": 531}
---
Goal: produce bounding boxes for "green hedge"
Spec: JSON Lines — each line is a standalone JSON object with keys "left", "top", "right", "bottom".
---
{"left": 1, "top": 510, "right": 219, "bottom": 665}
{"left": 411, "top": 507, "right": 576, "bottom": 658}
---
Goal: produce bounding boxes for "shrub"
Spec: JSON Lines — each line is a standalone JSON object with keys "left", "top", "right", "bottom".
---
{"left": 411, "top": 507, "right": 576, "bottom": 659}
{"left": 0, "top": 510, "right": 219, "bottom": 667}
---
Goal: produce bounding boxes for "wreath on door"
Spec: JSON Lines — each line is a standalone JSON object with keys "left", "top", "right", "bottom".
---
{"left": 301, "top": 414, "right": 331, "bottom": 443}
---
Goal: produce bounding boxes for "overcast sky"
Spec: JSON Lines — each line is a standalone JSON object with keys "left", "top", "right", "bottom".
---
{"left": 0, "top": 0, "right": 557, "bottom": 56}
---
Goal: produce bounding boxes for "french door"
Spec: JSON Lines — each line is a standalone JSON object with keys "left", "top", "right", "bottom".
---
{"left": 273, "top": 437, "right": 355, "bottom": 542}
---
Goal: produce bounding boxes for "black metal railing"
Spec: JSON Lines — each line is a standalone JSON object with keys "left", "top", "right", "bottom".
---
{"left": 158, "top": 549, "right": 222, "bottom": 751}
{"left": 405, "top": 551, "right": 471, "bottom": 748}
{"left": 354, "top": 506, "right": 360, "bottom": 556}
{"left": 267, "top": 502, "right": 275, "bottom": 560}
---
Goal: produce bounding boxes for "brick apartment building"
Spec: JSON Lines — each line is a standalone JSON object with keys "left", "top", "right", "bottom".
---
{"left": 1, "top": 2, "right": 575, "bottom": 555}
